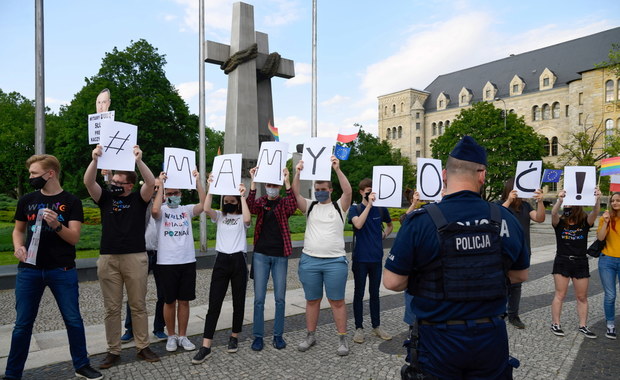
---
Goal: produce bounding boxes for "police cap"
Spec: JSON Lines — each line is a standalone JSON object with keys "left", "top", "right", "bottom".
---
{"left": 449, "top": 136, "right": 487, "bottom": 166}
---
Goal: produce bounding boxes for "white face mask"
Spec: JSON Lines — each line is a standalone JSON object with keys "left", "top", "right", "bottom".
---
{"left": 265, "top": 187, "right": 280, "bottom": 198}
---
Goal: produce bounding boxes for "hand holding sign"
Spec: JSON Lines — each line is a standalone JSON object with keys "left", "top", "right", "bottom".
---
{"left": 372, "top": 166, "right": 403, "bottom": 207}
{"left": 96, "top": 121, "right": 138, "bottom": 171}
{"left": 416, "top": 158, "right": 443, "bottom": 202}
{"left": 300, "top": 138, "right": 334, "bottom": 181}
{"left": 563, "top": 166, "right": 596, "bottom": 206}
{"left": 254, "top": 142, "right": 289, "bottom": 185}
{"left": 514, "top": 161, "right": 542, "bottom": 198}
{"left": 210, "top": 154, "right": 242, "bottom": 196}
{"left": 163, "top": 148, "right": 197, "bottom": 190}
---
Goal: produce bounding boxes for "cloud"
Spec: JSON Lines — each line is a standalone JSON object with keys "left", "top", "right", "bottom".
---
{"left": 175, "top": 80, "right": 215, "bottom": 101}
{"left": 321, "top": 95, "right": 350, "bottom": 107}
{"left": 285, "top": 62, "right": 311, "bottom": 87}
{"left": 262, "top": 0, "right": 301, "bottom": 26}
{"left": 45, "top": 97, "right": 69, "bottom": 113}
{"left": 275, "top": 115, "right": 309, "bottom": 143}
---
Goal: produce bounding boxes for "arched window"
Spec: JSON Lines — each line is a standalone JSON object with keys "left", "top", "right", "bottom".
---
{"left": 392, "top": 128, "right": 397, "bottom": 139}
{"left": 544, "top": 138, "right": 550, "bottom": 156}
{"left": 392, "top": 104, "right": 396, "bottom": 114}
{"left": 606, "top": 80, "right": 614, "bottom": 102}
{"left": 445, "top": 120, "right": 450, "bottom": 129}
{"left": 552, "top": 102, "right": 560, "bottom": 119}
{"left": 438, "top": 121, "right": 444, "bottom": 135}
{"left": 384, "top": 106, "right": 388, "bottom": 115}
{"left": 606, "top": 119, "right": 615, "bottom": 137}
{"left": 401, "top": 102, "right": 404, "bottom": 112}
{"left": 532, "top": 106, "right": 540, "bottom": 121}
{"left": 551, "top": 137, "right": 558, "bottom": 156}
{"left": 432, "top": 122, "right": 437, "bottom": 136}
{"left": 542, "top": 104, "right": 550, "bottom": 120}
{"left": 386, "top": 128, "right": 390, "bottom": 139}
{"left": 398, "top": 126, "right": 402, "bottom": 139}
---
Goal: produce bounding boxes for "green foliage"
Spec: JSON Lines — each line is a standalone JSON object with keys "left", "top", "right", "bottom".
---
{"left": 430, "top": 101, "right": 546, "bottom": 201}
{"left": 595, "top": 43, "right": 620, "bottom": 77}
{"left": 50, "top": 39, "right": 199, "bottom": 197}
{"left": 336, "top": 125, "right": 416, "bottom": 202}
{"left": 560, "top": 121, "right": 620, "bottom": 166}
{"left": 0, "top": 195, "right": 17, "bottom": 211}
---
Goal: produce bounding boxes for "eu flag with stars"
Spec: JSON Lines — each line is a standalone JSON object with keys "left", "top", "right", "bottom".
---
{"left": 541, "top": 169, "right": 563, "bottom": 183}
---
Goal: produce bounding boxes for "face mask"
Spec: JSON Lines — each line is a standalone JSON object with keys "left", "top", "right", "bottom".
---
{"left": 167, "top": 195, "right": 182, "bottom": 208}
{"left": 563, "top": 207, "right": 572, "bottom": 218}
{"left": 222, "top": 203, "right": 237, "bottom": 214}
{"left": 29, "top": 174, "right": 48, "bottom": 190}
{"left": 315, "top": 190, "right": 330, "bottom": 203}
{"left": 265, "top": 187, "right": 280, "bottom": 198}
{"left": 364, "top": 191, "right": 371, "bottom": 202}
{"left": 109, "top": 184, "right": 125, "bottom": 195}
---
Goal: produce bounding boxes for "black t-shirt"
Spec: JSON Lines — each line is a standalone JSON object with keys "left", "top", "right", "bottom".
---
{"left": 97, "top": 190, "right": 148, "bottom": 254}
{"left": 554, "top": 219, "right": 591, "bottom": 257}
{"left": 254, "top": 199, "right": 284, "bottom": 256}
{"left": 14, "top": 190, "right": 84, "bottom": 269}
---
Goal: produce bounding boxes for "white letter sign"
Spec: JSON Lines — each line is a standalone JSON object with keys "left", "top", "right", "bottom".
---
{"left": 514, "top": 161, "right": 542, "bottom": 198}
{"left": 164, "top": 147, "right": 197, "bottom": 190}
{"left": 88, "top": 111, "right": 115, "bottom": 144}
{"left": 300, "top": 137, "right": 334, "bottom": 181}
{"left": 416, "top": 158, "right": 443, "bottom": 202}
{"left": 254, "top": 141, "right": 289, "bottom": 185}
{"left": 97, "top": 121, "right": 137, "bottom": 171}
{"left": 563, "top": 166, "right": 596, "bottom": 206}
{"left": 372, "top": 166, "right": 403, "bottom": 208}
{"left": 210, "top": 154, "right": 242, "bottom": 196}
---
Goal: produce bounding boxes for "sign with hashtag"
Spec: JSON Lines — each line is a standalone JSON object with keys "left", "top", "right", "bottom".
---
{"left": 97, "top": 121, "right": 138, "bottom": 171}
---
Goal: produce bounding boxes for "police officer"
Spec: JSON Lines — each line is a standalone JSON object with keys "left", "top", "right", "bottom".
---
{"left": 384, "top": 136, "right": 529, "bottom": 380}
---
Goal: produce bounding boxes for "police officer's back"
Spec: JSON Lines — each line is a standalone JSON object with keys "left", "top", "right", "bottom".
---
{"left": 384, "top": 136, "right": 529, "bottom": 380}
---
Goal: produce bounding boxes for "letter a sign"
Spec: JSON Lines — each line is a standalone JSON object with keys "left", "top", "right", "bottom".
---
{"left": 372, "top": 166, "right": 403, "bottom": 207}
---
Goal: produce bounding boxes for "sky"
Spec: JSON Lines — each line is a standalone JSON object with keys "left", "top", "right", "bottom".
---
{"left": 1, "top": 0, "right": 620, "bottom": 149}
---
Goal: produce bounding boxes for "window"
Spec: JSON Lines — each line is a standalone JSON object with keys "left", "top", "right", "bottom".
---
{"left": 416, "top": 150, "right": 421, "bottom": 158}
{"left": 438, "top": 122, "right": 443, "bottom": 135}
{"left": 542, "top": 104, "right": 550, "bottom": 120}
{"left": 606, "top": 119, "right": 614, "bottom": 137}
{"left": 606, "top": 80, "right": 615, "bottom": 102}
{"left": 543, "top": 77, "right": 550, "bottom": 87}
{"left": 552, "top": 102, "right": 560, "bottom": 119}
{"left": 485, "top": 89, "right": 491, "bottom": 99}
{"left": 392, "top": 104, "right": 396, "bottom": 114}
{"left": 386, "top": 128, "right": 390, "bottom": 139}
{"left": 544, "top": 138, "right": 550, "bottom": 156}
{"left": 461, "top": 95, "right": 466, "bottom": 103}
{"left": 416, "top": 122, "right": 421, "bottom": 130}
{"left": 532, "top": 106, "right": 540, "bottom": 121}
{"left": 392, "top": 128, "right": 397, "bottom": 139}
{"left": 565, "top": 105, "right": 569, "bottom": 117}
{"left": 439, "top": 100, "right": 444, "bottom": 108}
{"left": 513, "top": 84, "right": 519, "bottom": 93}
{"left": 416, "top": 112, "right": 420, "bottom": 119}
{"left": 445, "top": 120, "right": 450, "bottom": 128}
{"left": 416, "top": 136, "right": 421, "bottom": 145}
{"left": 551, "top": 137, "right": 558, "bottom": 156}
{"left": 578, "top": 92, "right": 583, "bottom": 105}
{"left": 398, "top": 126, "right": 402, "bottom": 139}
{"left": 432, "top": 123, "right": 437, "bottom": 136}
{"left": 384, "top": 106, "right": 388, "bottom": 115}
{"left": 549, "top": 182, "right": 557, "bottom": 192}
{"left": 579, "top": 113, "right": 583, "bottom": 125}
{"left": 401, "top": 102, "right": 404, "bottom": 112}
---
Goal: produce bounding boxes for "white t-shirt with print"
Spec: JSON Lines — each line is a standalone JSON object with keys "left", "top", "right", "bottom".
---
{"left": 156, "top": 204, "right": 196, "bottom": 265}
{"left": 212, "top": 210, "right": 249, "bottom": 254}
{"left": 302, "top": 198, "right": 347, "bottom": 258}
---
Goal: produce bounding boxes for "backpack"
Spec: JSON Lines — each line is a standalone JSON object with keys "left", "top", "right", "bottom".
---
{"left": 307, "top": 200, "right": 344, "bottom": 222}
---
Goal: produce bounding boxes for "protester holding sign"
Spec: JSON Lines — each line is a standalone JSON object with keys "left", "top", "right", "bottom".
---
{"left": 349, "top": 178, "right": 393, "bottom": 344}
{"left": 550, "top": 188, "right": 601, "bottom": 338}
{"left": 500, "top": 178, "right": 545, "bottom": 329}
{"left": 151, "top": 170, "right": 205, "bottom": 353}
{"left": 293, "top": 155, "right": 353, "bottom": 356}
{"left": 596, "top": 192, "right": 620, "bottom": 340}
{"left": 192, "top": 177, "right": 251, "bottom": 364}
{"left": 247, "top": 167, "right": 297, "bottom": 352}
{"left": 6, "top": 155, "right": 102, "bottom": 380}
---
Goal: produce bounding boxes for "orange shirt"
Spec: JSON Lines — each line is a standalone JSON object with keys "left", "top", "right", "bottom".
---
{"left": 598, "top": 216, "right": 620, "bottom": 258}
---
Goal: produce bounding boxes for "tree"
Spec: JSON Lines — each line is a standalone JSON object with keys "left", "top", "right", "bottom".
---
{"left": 596, "top": 43, "right": 620, "bottom": 77}
{"left": 51, "top": 39, "right": 198, "bottom": 197}
{"left": 0, "top": 90, "right": 36, "bottom": 197}
{"left": 335, "top": 125, "right": 416, "bottom": 203}
{"left": 430, "top": 101, "right": 547, "bottom": 201}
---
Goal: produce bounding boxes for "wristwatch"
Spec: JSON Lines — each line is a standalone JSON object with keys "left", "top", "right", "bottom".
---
{"left": 54, "top": 224, "right": 62, "bottom": 232}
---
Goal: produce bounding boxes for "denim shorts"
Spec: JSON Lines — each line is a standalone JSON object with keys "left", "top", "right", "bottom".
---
{"left": 298, "top": 253, "right": 348, "bottom": 301}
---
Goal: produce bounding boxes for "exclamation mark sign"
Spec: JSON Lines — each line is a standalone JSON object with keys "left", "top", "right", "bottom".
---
{"left": 575, "top": 172, "right": 586, "bottom": 200}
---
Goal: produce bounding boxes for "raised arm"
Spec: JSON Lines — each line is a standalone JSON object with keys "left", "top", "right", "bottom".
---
{"left": 151, "top": 172, "right": 166, "bottom": 220}
{"left": 587, "top": 188, "right": 602, "bottom": 226}
{"left": 135, "top": 145, "right": 155, "bottom": 202}
{"left": 239, "top": 183, "right": 252, "bottom": 226}
{"left": 192, "top": 169, "right": 206, "bottom": 217}
{"left": 292, "top": 160, "right": 308, "bottom": 213}
{"left": 551, "top": 190, "right": 565, "bottom": 227}
{"left": 83, "top": 145, "right": 103, "bottom": 202}
{"left": 246, "top": 167, "right": 262, "bottom": 214}
{"left": 203, "top": 174, "right": 218, "bottom": 220}
{"left": 332, "top": 155, "right": 352, "bottom": 212}
{"left": 351, "top": 193, "right": 374, "bottom": 229}
{"left": 598, "top": 210, "right": 611, "bottom": 241}
{"left": 530, "top": 189, "right": 546, "bottom": 223}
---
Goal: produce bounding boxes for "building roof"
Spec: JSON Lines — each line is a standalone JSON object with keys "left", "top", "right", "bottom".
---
{"left": 423, "top": 27, "right": 620, "bottom": 111}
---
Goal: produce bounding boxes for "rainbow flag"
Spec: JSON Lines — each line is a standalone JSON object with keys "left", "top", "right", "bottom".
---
{"left": 337, "top": 126, "right": 359, "bottom": 143}
{"left": 268, "top": 120, "right": 279, "bottom": 142}
{"left": 601, "top": 156, "right": 620, "bottom": 176}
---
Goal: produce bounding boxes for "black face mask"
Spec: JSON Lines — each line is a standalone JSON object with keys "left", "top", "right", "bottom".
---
{"left": 563, "top": 207, "right": 572, "bottom": 218}
{"left": 109, "top": 184, "right": 125, "bottom": 195}
{"left": 364, "top": 191, "right": 371, "bottom": 202}
{"left": 29, "top": 175, "right": 48, "bottom": 190}
{"left": 222, "top": 203, "right": 237, "bottom": 214}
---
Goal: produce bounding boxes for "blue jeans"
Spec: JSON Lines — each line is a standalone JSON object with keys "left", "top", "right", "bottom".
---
{"left": 599, "top": 254, "right": 620, "bottom": 323}
{"left": 252, "top": 252, "right": 288, "bottom": 338}
{"left": 5, "top": 267, "right": 89, "bottom": 379}
{"left": 352, "top": 261, "right": 382, "bottom": 329}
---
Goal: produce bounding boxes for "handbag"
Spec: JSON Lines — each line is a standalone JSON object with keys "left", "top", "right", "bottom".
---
{"left": 587, "top": 239, "right": 606, "bottom": 258}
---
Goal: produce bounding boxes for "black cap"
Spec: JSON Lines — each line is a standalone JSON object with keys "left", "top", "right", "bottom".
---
{"left": 449, "top": 136, "right": 487, "bottom": 166}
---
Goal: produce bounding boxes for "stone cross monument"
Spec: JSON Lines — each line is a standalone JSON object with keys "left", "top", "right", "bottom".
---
{"left": 205, "top": 1, "right": 295, "bottom": 175}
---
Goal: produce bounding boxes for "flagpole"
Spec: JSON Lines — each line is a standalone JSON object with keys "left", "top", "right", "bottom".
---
{"left": 198, "top": 0, "right": 207, "bottom": 252}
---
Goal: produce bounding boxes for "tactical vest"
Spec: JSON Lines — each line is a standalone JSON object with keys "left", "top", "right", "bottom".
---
{"left": 409, "top": 202, "right": 511, "bottom": 302}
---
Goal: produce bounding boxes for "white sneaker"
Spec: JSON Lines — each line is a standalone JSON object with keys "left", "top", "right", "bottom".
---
{"left": 373, "top": 326, "right": 392, "bottom": 341}
{"left": 178, "top": 336, "right": 196, "bottom": 351}
{"left": 166, "top": 335, "right": 178, "bottom": 352}
{"left": 337, "top": 335, "right": 349, "bottom": 356}
{"left": 353, "top": 328, "right": 365, "bottom": 343}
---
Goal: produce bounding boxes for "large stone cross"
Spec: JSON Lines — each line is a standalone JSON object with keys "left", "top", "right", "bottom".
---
{"left": 205, "top": 1, "right": 295, "bottom": 173}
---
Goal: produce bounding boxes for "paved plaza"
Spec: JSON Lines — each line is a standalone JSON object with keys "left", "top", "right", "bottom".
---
{"left": 1, "top": 218, "right": 620, "bottom": 379}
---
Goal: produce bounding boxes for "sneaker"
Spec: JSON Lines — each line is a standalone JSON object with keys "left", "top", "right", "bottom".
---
{"left": 178, "top": 336, "right": 196, "bottom": 351}
{"left": 227, "top": 336, "right": 239, "bottom": 353}
{"left": 297, "top": 331, "right": 316, "bottom": 352}
{"left": 75, "top": 364, "right": 103, "bottom": 380}
{"left": 153, "top": 330, "right": 168, "bottom": 341}
{"left": 551, "top": 323, "right": 565, "bottom": 337}
{"left": 578, "top": 325, "right": 597, "bottom": 339}
{"left": 337, "top": 335, "right": 349, "bottom": 356}
{"left": 373, "top": 326, "right": 392, "bottom": 341}
{"left": 251, "top": 337, "right": 264, "bottom": 351}
{"left": 136, "top": 347, "right": 160, "bottom": 362}
{"left": 273, "top": 335, "right": 287, "bottom": 350}
{"left": 508, "top": 315, "right": 526, "bottom": 329}
{"left": 120, "top": 329, "right": 133, "bottom": 343}
{"left": 606, "top": 326, "right": 617, "bottom": 340}
{"left": 191, "top": 346, "right": 211, "bottom": 365}
{"left": 166, "top": 335, "right": 178, "bottom": 352}
{"left": 353, "top": 328, "right": 365, "bottom": 343}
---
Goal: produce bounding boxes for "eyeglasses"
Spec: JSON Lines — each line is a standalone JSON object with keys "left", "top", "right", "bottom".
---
{"left": 165, "top": 191, "right": 181, "bottom": 197}
{"left": 111, "top": 180, "right": 131, "bottom": 186}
